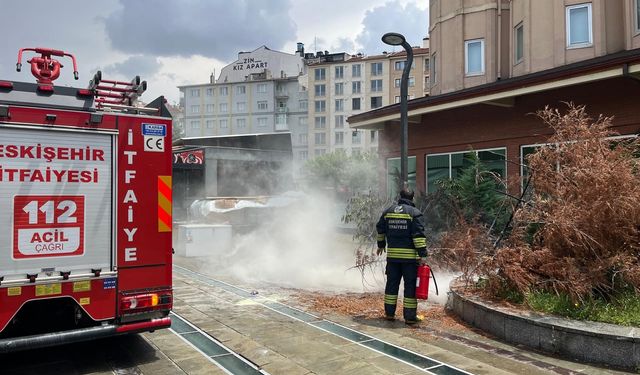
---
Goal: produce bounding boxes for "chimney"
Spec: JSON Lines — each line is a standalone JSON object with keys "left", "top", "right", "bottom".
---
{"left": 422, "top": 36, "right": 430, "bottom": 49}
{"left": 296, "top": 42, "right": 305, "bottom": 57}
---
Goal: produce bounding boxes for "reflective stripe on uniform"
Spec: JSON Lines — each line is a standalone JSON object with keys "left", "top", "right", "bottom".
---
{"left": 376, "top": 233, "right": 385, "bottom": 241}
{"left": 387, "top": 248, "right": 420, "bottom": 260}
{"left": 384, "top": 294, "right": 398, "bottom": 305}
{"left": 384, "top": 213, "right": 412, "bottom": 220}
{"left": 413, "top": 237, "right": 426, "bottom": 248}
{"left": 404, "top": 297, "right": 418, "bottom": 308}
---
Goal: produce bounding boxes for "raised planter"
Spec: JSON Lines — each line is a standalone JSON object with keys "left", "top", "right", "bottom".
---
{"left": 449, "top": 287, "right": 640, "bottom": 370}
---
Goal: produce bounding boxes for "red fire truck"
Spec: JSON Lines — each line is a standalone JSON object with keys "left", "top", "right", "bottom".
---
{"left": 0, "top": 48, "right": 173, "bottom": 352}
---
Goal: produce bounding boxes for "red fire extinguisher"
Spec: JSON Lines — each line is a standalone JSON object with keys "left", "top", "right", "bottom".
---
{"left": 416, "top": 264, "right": 430, "bottom": 300}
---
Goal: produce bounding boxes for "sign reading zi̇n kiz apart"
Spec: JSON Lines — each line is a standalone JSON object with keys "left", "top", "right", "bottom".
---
{"left": 233, "top": 57, "right": 268, "bottom": 71}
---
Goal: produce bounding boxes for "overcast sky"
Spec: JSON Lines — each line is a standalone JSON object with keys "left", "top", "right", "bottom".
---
{"left": 0, "top": 0, "right": 429, "bottom": 104}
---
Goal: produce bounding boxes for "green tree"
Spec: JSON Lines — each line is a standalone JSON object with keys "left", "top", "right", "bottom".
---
{"left": 303, "top": 151, "right": 378, "bottom": 197}
{"left": 437, "top": 152, "right": 510, "bottom": 235}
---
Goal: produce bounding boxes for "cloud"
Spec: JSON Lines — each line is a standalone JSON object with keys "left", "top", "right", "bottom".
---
{"left": 105, "top": 0, "right": 297, "bottom": 61}
{"left": 355, "top": 1, "right": 429, "bottom": 55}
{"left": 101, "top": 55, "right": 161, "bottom": 80}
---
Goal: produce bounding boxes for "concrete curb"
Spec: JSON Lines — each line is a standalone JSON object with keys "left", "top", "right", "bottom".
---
{"left": 449, "top": 288, "right": 640, "bottom": 370}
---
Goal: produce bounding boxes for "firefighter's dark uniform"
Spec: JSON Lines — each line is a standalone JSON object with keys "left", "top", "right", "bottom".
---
{"left": 376, "top": 197, "right": 427, "bottom": 322}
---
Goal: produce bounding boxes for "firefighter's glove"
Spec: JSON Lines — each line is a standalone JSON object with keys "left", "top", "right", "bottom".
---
{"left": 377, "top": 248, "right": 386, "bottom": 256}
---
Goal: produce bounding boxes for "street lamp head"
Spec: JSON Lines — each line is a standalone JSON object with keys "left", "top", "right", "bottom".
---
{"left": 382, "top": 32, "right": 406, "bottom": 46}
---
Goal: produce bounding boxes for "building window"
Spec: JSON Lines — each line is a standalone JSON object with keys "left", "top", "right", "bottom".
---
{"left": 219, "top": 103, "right": 228, "bottom": 113}
{"left": 315, "top": 149, "right": 327, "bottom": 156}
{"left": 409, "top": 77, "right": 415, "bottom": 87}
{"left": 335, "top": 99, "right": 344, "bottom": 112}
{"left": 370, "top": 96, "right": 382, "bottom": 109}
{"left": 219, "top": 119, "right": 228, "bottom": 128}
{"left": 299, "top": 100, "right": 308, "bottom": 110}
{"left": 190, "top": 120, "right": 200, "bottom": 129}
{"left": 395, "top": 96, "right": 401, "bottom": 104}
{"left": 387, "top": 156, "right": 417, "bottom": 198}
{"left": 275, "top": 114, "right": 287, "bottom": 129}
{"left": 257, "top": 101, "right": 268, "bottom": 110}
{"left": 426, "top": 148, "right": 506, "bottom": 193}
{"left": 206, "top": 104, "right": 214, "bottom": 113}
{"left": 235, "top": 119, "right": 246, "bottom": 129}
{"left": 190, "top": 105, "right": 200, "bottom": 114}
{"left": 394, "top": 78, "right": 401, "bottom": 88}
{"left": 335, "top": 132, "right": 344, "bottom": 145}
{"left": 424, "top": 58, "right": 430, "bottom": 72}
{"left": 352, "top": 81, "right": 361, "bottom": 94}
{"left": 335, "top": 66, "right": 344, "bottom": 79}
{"left": 314, "top": 84, "right": 326, "bottom": 97}
{"left": 190, "top": 89, "right": 200, "bottom": 97}
{"left": 371, "top": 130, "right": 377, "bottom": 142}
{"left": 314, "top": 68, "right": 326, "bottom": 81}
{"left": 257, "top": 83, "right": 267, "bottom": 93}
{"left": 206, "top": 88, "right": 214, "bottom": 96}
{"left": 566, "top": 3, "right": 592, "bottom": 47}
{"left": 515, "top": 23, "right": 524, "bottom": 63}
{"left": 352, "top": 148, "right": 361, "bottom": 155}
{"left": 235, "top": 85, "right": 246, "bottom": 95}
{"left": 257, "top": 117, "right": 268, "bottom": 127}
{"left": 335, "top": 82, "right": 344, "bottom": 95}
{"left": 394, "top": 60, "right": 406, "bottom": 70}
{"left": 299, "top": 150, "right": 308, "bottom": 160}
{"left": 371, "top": 62, "right": 383, "bottom": 76}
{"left": 636, "top": 0, "right": 640, "bottom": 31}
{"left": 430, "top": 53, "right": 437, "bottom": 85}
{"left": 314, "top": 116, "right": 326, "bottom": 129}
{"left": 314, "top": 100, "right": 326, "bottom": 112}
{"left": 352, "top": 64, "right": 361, "bottom": 77}
{"left": 465, "top": 39, "right": 485, "bottom": 76}
{"left": 335, "top": 115, "right": 344, "bottom": 128}
{"left": 314, "top": 133, "right": 326, "bottom": 145}
{"left": 237, "top": 102, "right": 246, "bottom": 112}
{"left": 219, "top": 87, "right": 228, "bottom": 96}
{"left": 299, "top": 133, "right": 308, "bottom": 145}
{"left": 352, "top": 97, "right": 361, "bottom": 110}
{"left": 206, "top": 120, "right": 214, "bottom": 129}
{"left": 299, "top": 116, "right": 308, "bottom": 126}
{"left": 370, "top": 79, "right": 383, "bottom": 92}
{"left": 352, "top": 131, "right": 362, "bottom": 144}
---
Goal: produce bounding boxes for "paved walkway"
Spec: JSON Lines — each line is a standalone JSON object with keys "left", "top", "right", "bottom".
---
{"left": 147, "top": 259, "right": 629, "bottom": 375}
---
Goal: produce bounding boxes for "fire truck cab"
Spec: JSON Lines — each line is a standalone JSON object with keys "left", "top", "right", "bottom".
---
{"left": 0, "top": 47, "right": 173, "bottom": 352}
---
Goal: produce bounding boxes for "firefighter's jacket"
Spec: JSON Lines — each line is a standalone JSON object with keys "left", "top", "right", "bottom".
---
{"left": 376, "top": 198, "right": 427, "bottom": 262}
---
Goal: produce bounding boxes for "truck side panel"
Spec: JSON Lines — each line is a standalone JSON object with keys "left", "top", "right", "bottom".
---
{"left": 116, "top": 115, "right": 172, "bottom": 293}
{"left": 0, "top": 126, "right": 115, "bottom": 279}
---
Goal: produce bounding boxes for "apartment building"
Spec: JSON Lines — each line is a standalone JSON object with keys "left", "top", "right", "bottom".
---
{"left": 178, "top": 45, "right": 307, "bottom": 152}
{"left": 177, "top": 41, "right": 433, "bottom": 174}
{"left": 350, "top": 0, "right": 640, "bottom": 197}
{"left": 303, "top": 42, "right": 430, "bottom": 161}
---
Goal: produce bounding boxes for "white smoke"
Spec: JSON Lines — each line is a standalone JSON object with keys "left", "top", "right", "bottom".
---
{"left": 197, "top": 191, "right": 385, "bottom": 293}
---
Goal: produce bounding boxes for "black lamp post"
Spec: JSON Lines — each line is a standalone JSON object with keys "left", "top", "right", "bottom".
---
{"left": 382, "top": 32, "right": 413, "bottom": 190}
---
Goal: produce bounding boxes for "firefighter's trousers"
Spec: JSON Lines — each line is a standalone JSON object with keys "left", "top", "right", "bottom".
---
{"left": 384, "top": 261, "right": 418, "bottom": 321}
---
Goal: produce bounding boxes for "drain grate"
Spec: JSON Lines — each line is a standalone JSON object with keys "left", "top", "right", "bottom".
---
{"left": 169, "top": 312, "right": 269, "bottom": 375}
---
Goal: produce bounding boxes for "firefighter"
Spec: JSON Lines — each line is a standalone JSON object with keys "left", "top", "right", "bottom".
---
{"left": 376, "top": 188, "right": 427, "bottom": 324}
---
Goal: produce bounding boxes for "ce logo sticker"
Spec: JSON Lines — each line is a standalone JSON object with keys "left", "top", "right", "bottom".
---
{"left": 144, "top": 136, "right": 164, "bottom": 152}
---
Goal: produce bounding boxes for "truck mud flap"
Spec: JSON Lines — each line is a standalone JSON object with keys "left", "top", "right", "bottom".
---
{"left": 0, "top": 324, "right": 116, "bottom": 353}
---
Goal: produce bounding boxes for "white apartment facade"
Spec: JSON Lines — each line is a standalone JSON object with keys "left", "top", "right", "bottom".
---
{"left": 178, "top": 46, "right": 308, "bottom": 162}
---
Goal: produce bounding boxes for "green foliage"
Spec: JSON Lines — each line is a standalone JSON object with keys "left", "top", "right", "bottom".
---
{"left": 434, "top": 152, "right": 510, "bottom": 235}
{"left": 525, "top": 289, "right": 640, "bottom": 326}
{"left": 342, "top": 192, "right": 391, "bottom": 246}
{"left": 303, "top": 151, "right": 378, "bottom": 197}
